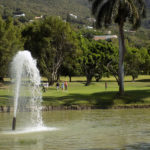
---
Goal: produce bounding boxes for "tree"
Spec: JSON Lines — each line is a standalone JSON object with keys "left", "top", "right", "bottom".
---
{"left": 125, "top": 47, "right": 143, "bottom": 81}
{"left": 60, "top": 60, "right": 81, "bottom": 82}
{"left": 60, "top": 48, "right": 81, "bottom": 82}
{"left": 89, "top": 0, "right": 146, "bottom": 95}
{"left": 106, "top": 52, "right": 119, "bottom": 84}
{"left": 22, "top": 16, "right": 77, "bottom": 85}
{"left": 79, "top": 37, "right": 116, "bottom": 86}
{"left": 0, "top": 17, "right": 23, "bottom": 81}
{"left": 139, "top": 47, "right": 150, "bottom": 75}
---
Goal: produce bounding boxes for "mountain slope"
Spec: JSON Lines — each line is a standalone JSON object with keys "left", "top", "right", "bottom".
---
{"left": 0, "top": 0, "right": 150, "bottom": 28}
{"left": 0, "top": 0, "right": 91, "bottom": 19}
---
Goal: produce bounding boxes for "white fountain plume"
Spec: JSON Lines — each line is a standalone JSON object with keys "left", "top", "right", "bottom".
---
{"left": 11, "top": 50, "right": 43, "bottom": 130}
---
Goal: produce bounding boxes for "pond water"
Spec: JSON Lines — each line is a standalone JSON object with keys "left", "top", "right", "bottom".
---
{"left": 0, "top": 109, "right": 150, "bottom": 150}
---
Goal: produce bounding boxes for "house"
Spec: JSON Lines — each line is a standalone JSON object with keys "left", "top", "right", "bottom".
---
{"left": 93, "top": 35, "right": 118, "bottom": 41}
{"left": 85, "top": 26, "right": 93, "bottom": 29}
{"left": 87, "top": 17, "right": 96, "bottom": 23}
{"left": 69, "top": 13, "right": 77, "bottom": 19}
{"left": 124, "top": 29, "right": 136, "bottom": 33}
{"left": 29, "top": 20, "right": 34, "bottom": 22}
{"left": 35, "top": 15, "right": 43, "bottom": 19}
{"left": 14, "top": 13, "right": 25, "bottom": 17}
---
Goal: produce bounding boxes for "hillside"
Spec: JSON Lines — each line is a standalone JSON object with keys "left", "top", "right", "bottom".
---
{"left": 0, "top": 0, "right": 91, "bottom": 20}
{"left": 0, "top": 0, "right": 150, "bottom": 28}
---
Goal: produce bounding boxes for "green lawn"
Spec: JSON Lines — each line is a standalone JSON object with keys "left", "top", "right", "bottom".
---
{"left": 0, "top": 75, "right": 150, "bottom": 108}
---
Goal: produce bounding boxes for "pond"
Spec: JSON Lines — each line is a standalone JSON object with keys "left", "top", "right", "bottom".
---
{"left": 0, "top": 109, "right": 150, "bottom": 150}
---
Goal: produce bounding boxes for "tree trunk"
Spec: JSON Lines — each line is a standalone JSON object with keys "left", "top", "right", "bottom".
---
{"left": 69, "top": 76, "right": 72, "bottom": 82}
{"left": 132, "top": 76, "right": 135, "bottom": 81}
{"left": 0, "top": 77, "right": 4, "bottom": 83}
{"left": 85, "top": 75, "right": 93, "bottom": 86}
{"left": 56, "top": 73, "right": 60, "bottom": 82}
{"left": 118, "top": 24, "right": 125, "bottom": 95}
{"left": 48, "top": 74, "right": 55, "bottom": 86}
{"left": 48, "top": 78, "right": 54, "bottom": 86}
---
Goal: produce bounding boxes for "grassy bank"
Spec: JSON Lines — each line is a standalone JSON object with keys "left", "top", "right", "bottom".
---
{"left": 0, "top": 75, "right": 150, "bottom": 108}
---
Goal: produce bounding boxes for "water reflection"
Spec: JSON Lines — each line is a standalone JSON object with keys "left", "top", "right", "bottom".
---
{"left": 0, "top": 109, "right": 150, "bottom": 150}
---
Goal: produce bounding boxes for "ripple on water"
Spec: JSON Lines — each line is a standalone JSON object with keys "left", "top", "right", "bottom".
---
{"left": 1, "top": 126, "right": 59, "bottom": 135}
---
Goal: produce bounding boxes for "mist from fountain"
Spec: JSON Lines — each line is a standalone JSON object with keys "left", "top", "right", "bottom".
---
{"left": 11, "top": 50, "right": 43, "bottom": 129}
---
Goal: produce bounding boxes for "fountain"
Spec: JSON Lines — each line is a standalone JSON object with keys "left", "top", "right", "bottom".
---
{"left": 11, "top": 50, "right": 43, "bottom": 130}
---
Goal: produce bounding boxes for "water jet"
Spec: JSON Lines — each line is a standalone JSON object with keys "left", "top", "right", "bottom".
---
{"left": 11, "top": 50, "right": 43, "bottom": 130}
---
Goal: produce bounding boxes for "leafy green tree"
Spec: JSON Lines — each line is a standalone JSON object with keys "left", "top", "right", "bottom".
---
{"left": 0, "top": 17, "right": 23, "bottom": 81}
{"left": 60, "top": 42, "right": 82, "bottom": 82}
{"left": 22, "top": 16, "right": 77, "bottom": 85}
{"left": 106, "top": 51, "right": 119, "bottom": 83}
{"left": 79, "top": 37, "right": 116, "bottom": 85}
{"left": 125, "top": 46, "right": 150, "bottom": 79}
{"left": 89, "top": 0, "right": 146, "bottom": 95}
{"left": 125, "top": 47, "right": 143, "bottom": 81}
{"left": 139, "top": 47, "right": 150, "bottom": 75}
{"left": 60, "top": 60, "right": 81, "bottom": 82}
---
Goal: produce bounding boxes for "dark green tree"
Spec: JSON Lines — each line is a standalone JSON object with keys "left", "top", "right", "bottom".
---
{"left": 139, "top": 47, "right": 150, "bottom": 75}
{"left": 89, "top": 0, "right": 146, "bottom": 95}
{"left": 79, "top": 37, "right": 116, "bottom": 86}
{"left": 60, "top": 43, "right": 81, "bottom": 82}
{"left": 0, "top": 17, "right": 23, "bottom": 81}
{"left": 60, "top": 60, "right": 81, "bottom": 82}
{"left": 125, "top": 47, "right": 143, "bottom": 81}
{"left": 22, "top": 16, "right": 77, "bottom": 85}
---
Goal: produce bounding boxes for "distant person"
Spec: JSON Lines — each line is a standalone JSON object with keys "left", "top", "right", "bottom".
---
{"left": 61, "top": 82, "right": 64, "bottom": 91}
{"left": 105, "top": 82, "right": 107, "bottom": 90}
{"left": 64, "top": 81, "right": 68, "bottom": 90}
{"left": 42, "top": 84, "right": 46, "bottom": 92}
{"left": 56, "top": 82, "right": 60, "bottom": 91}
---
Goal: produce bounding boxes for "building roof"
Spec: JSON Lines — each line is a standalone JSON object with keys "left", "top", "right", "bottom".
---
{"left": 93, "top": 35, "right": 118, "bottom": 41}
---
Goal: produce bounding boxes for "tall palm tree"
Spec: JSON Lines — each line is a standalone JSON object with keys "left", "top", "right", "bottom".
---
{"left": 89, "top": 0, "right": 146, "bottom": 95}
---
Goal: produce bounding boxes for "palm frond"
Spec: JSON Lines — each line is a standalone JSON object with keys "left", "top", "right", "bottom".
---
{"left": 89, "top": 0, "right": 146, "bottom": 29}
{"left": 89, "top": 0, "right": 101, "bottom": 16}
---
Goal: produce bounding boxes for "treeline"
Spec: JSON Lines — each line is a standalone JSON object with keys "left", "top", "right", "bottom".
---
{"left": 0, "top": 16, "right": 150, "bottom": 85}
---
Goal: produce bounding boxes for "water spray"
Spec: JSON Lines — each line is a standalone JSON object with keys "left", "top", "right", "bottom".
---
{"left": 11, "top": 50, "right": 43, "bottom": 130}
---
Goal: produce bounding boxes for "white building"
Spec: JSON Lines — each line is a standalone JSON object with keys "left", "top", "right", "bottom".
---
{"left": 93, "top": 35, "right": 118, "bottom": 41}
{"left": 87, "top": 17, "right": 96, "bottom": 23}
{"left": 14, "top": 13, "right": 25, "bottom": 17}
{"left": 69, "top": 13, "right": 77, "bottom": 19}
{"left": 85, "top": 26, "right": 93, "bottom": 29}
{"left": 35, "top": 15, "right": 43, "bottom": 19}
